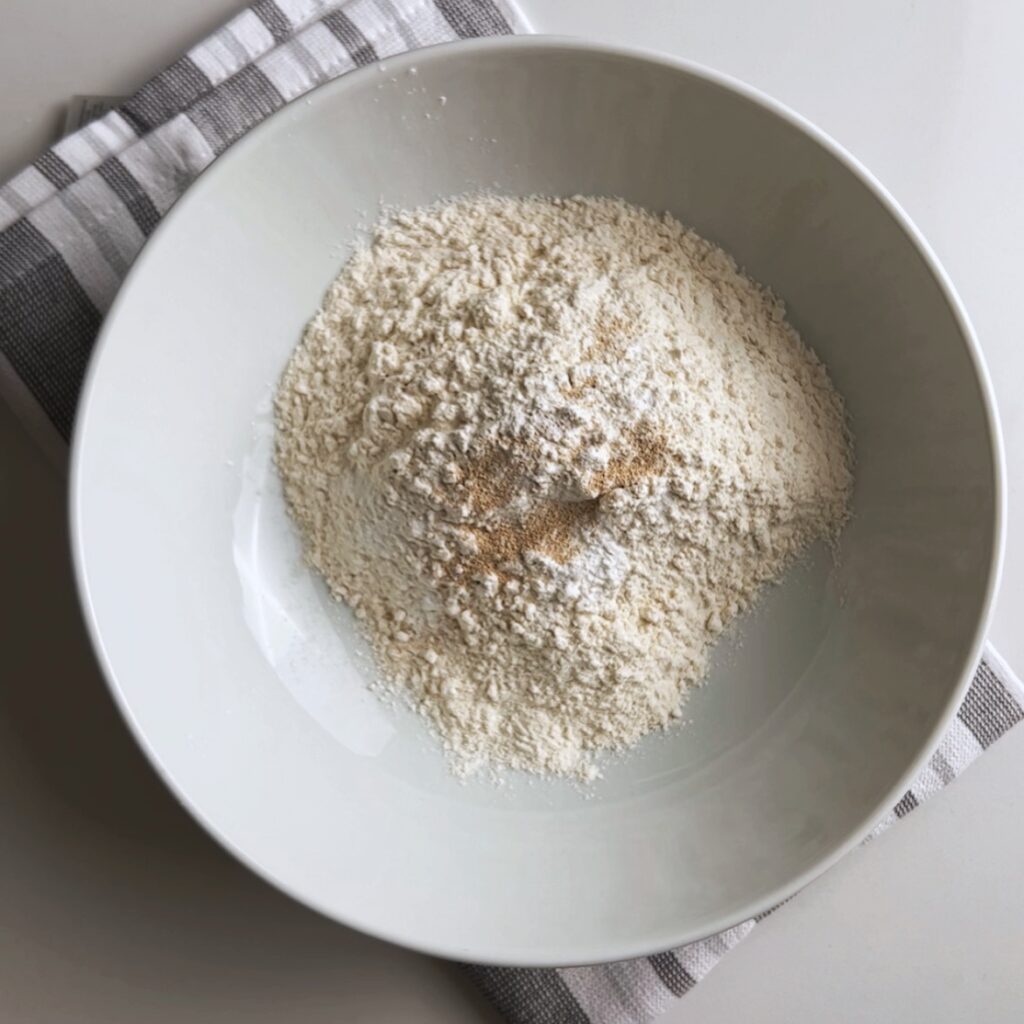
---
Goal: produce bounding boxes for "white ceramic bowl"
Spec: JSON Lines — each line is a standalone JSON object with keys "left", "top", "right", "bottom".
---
{"left": 70, "top": 37, "right": 1003, "bottom": 965}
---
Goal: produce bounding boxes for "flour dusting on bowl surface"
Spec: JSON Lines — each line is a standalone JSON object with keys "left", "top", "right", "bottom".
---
{"left": 274, "top": 194, "right": 853, "bottom": 781}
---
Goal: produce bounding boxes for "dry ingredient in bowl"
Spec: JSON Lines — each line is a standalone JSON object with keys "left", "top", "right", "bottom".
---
{"left": 274, "top": 195, "right": 853, "bottom": 781}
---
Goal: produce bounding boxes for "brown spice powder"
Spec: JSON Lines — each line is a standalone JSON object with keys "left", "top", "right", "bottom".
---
{"left": 588, "top": 426, "right": 668, "bottom": 495}
{"left": 461, "top": 499, "right": 599, "bottom": 578}
{"left": 441, "top": 426, "right": 668, "bottom": 582}
{"left": 560, "top": 375, "right": 597, "bottom": 400}
{"left": 444, "top": 441, "right": 598, "bottom": 578}
{"left": 587, "top": 312, "right": 631, "bottom": 359}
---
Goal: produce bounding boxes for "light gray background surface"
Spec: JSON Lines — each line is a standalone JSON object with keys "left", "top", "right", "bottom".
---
{"left": 2, "top": 1, "right": 1023, "bottom": 1020}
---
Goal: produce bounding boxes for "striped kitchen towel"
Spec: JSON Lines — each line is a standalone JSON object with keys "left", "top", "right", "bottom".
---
{"left": 0, "top": 3, "right": 1020, "bottom": 1023}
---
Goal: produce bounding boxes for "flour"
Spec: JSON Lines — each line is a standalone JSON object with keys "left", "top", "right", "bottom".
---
{"left": 274, "top": 195, "right": 853, "bottom": 781}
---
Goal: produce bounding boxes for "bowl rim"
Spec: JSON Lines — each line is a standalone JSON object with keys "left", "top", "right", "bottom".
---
{"left": 68, "top": 34, "right": 1006, "bottom": 967}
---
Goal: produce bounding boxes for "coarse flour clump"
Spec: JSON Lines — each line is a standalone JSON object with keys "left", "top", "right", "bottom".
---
{"left": 274, "top": 195, "right": 853, "bottom": 781}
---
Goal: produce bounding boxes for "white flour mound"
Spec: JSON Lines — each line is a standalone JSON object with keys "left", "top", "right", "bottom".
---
{"left": 274, "top": 195, "right": 853, "bottom": 782}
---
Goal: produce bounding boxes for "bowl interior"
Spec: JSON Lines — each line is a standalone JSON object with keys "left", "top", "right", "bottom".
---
{"left": 71, "top": 39, "right": 999, "bottom": 965}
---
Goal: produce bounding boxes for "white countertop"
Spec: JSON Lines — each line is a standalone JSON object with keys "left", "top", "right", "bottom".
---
{"left": 2, "top": 1, "right": 1023, "bottom": 1020}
